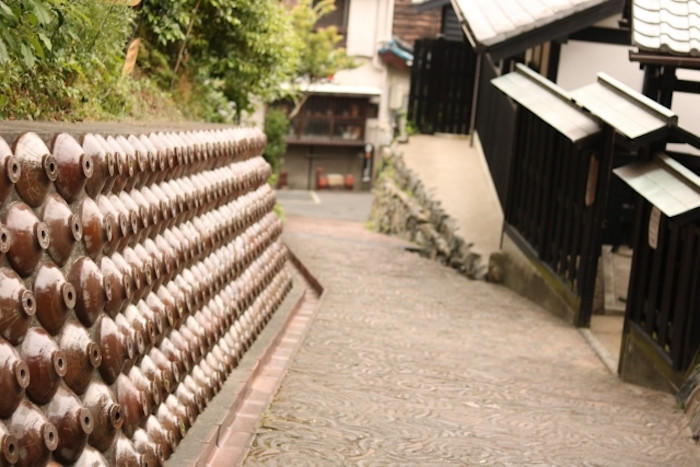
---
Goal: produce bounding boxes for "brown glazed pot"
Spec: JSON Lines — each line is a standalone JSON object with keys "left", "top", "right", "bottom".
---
{"left": 0, "top": 137, "right": 21, "bottom": 205}
{"left": 112, "top": 433, "right": 146, "bottom": 467}
{"left": 69, "top": 257, "right": 109, "bottom": 327}
{"left": 58, "top": 321, "right": 102, "bottom": 395}
{"left": 139, "top": 355, "right": 168, "bottom": 402}
{"left": 83, "top": 382, "right": 123, "bottom": 453}
{"left": 82, "top": 133, "right": 111, "bottom": 198}
{"left": 51, "top": 132, "right": 94, "bottom": 203}
{"left": 12, "top": 132, "right": 57, "bottom": 207}
{"left": 33, "top": 262, "right": 76, "bottom": 335}
{"left": 133, "top": 427, "right": 165, "bottom": 465}
{"left": 42, "top": 194, "right": 83, "bottom": 266}
{"left": 148, "top": 347, "right": 180, "bottom": 388}
{"left": 20, "top": 327, "right": 67, "bottom": 405}
{"left": 95, "top": 315, "right": 128, "bottom": 385}
{"left": 74, "top": 446, "right": 110, "bottom": 467}
{"left": 101, "top": 256, "right": 131, "bottom": 317}
{"left": 0, "top": 421, "right": 19, "bottom": 466}
{"left": 8, "top": 400, "right": 59, "bottom": 467}
{"left": 96, "top": 195, "right": 126, "bottom": 253}
{"left": 115, "top": 374, "right": 150, "bottom": 437}
{"left": 114, "top": 313, "right": 139, "bottom": 371}
{"left": 4, "top": 201, "right": 50, "bottom": 277}
{"left": 47, "top": 385, "right": 94, "bottom": 464}
{"left": 0, "top": 267, "right": 36, "bottom": 344}
{"left": 164, "top": 394, "right": 192, "bottom": 432}
{"left": 128, "top": 366, "right": 160, "bottom": 411}
{"left": 81, "top": 198, "right": 114, "bottom": 259}
{"left": 0, "top": 339, "right": 30, "bottom": 418}
{"left": 156, "top": 404, "right": 185, "bottom": 446}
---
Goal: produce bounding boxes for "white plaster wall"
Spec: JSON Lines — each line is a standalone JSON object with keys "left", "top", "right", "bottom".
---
{"left": 557, "top": 40, "right": 700, "bottom": 138}
{"left": 346, "top": 0, "right": 378, "bottom": 57}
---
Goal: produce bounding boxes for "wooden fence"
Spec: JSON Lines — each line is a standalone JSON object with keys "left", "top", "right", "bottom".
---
{"left": 408, "top": 38, "right": 476, "bottom": 134}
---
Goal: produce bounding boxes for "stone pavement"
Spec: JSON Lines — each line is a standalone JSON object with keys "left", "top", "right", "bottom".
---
{"left": 242, "top": 215, "right": 700, "bottom": 465}
{"left": 400, "top": 134, "right": 503, "bottom": 257}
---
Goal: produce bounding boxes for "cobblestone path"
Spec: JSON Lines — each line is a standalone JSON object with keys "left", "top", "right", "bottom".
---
{"left": 244, "top": 216, "right": 699, "bottom": 465}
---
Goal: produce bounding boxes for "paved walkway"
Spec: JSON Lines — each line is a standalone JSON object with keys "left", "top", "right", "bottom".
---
{"left": 242, "top": 214, "right": 699, "bottom": 465}
{"left": 400, "top": 134, "right": 503, "bottom": 257}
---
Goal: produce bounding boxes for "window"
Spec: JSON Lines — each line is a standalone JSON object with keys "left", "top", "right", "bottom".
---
{"left": 285, "top": 95, "right": 369, "bottom": 146}
{"left": 314, "top": 0, "right": 350, "bottom": 34}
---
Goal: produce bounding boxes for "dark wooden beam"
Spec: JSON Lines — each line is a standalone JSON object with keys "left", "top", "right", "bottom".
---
{"left": 630, "top": 51, "right": 700, "bottom": 70}
{"left": 568, "top": 26, "right": 631, "bottom": 45}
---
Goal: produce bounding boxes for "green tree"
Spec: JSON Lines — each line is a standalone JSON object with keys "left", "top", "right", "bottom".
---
{"left": 0, "top": 0, "right": 141, "bottom": 119}
{"left": 138, "top": 0, "right": 297, "bottom": 119}
{"left": 263, "top": 108, "right": 289, "bottom": 175}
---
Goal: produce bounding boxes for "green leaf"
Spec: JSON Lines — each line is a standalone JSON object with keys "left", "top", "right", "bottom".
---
{"left": 29, "top": 0, "right": 52, "bottom": 25}
{"left": 19, "top": 42, "right": 36, "bottom": 68}
{"left": 0, "top": 1, "right": 14, "bottom": 20}
{"left": 38, "top": 33, "right": 51, "bottom": 52}
{"left": 0, "top": 38, "right": 8, "bottom": 65}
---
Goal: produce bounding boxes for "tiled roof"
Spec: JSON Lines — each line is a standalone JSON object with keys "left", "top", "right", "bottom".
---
{"left": 451, "top": 0, "right": 623, "bottom": 57}
{"left": 632, "top": 0, "right": 700, "bottom": 56}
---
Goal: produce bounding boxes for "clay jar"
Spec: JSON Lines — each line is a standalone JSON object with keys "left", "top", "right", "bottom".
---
{"left": 74, "top": 447, "right": 110, "bottom": 467}
{"left": 95, "top": 315, "right": 128, "bottom": 384}
{"left": 0, "top": 137, "right": 21, "bottom": 205}
{"left": 33, "top": 262, "right": 76, "bottom": 335}
{"left": 156, "top": 404, "right": 184, "bottom": 446}
{"left": 115, "top": 374, "right": 150, "bottom": 437}
{"left": 80, "top": 198, "right": 114, "bottom": 259}
{"left": 112, "top": 433, "right": 145, "bottom": 467}
{"left": 0, "top": 339, "right": 30, "bottom": 417}
{"left": 20, "top": 327, "right": 67, "bottom": 405}
{"left": 58, "top": 321, "right": 102, "bottom": 395}
{"left": 43, "top": 194, "right": 83, "bottom": 266}
{"left": 0, "top": 267, "right": 36, "bottom": 344}
{"left": 82, "top": 133, "right": 113, "bottom": 198}
{"left": 133, "top": 427, "right": 165, "bottom": 464}
{"left": 4, "top": 201, "right": 50, "bottom": 277}
{"left": 12, "top": 132, "right": 58, "bottom": 207}
{"left": 140, "top": 355, "right": 169, "bottom": 402}
{"left": 0, "top": 421, "right": 19, "bottom": 466}
{"left": 83, "top": 382, "right": 123, "bottom": 453}
{"left": 101, "top": 256, "right": 131, "bottom": 316}
{"left": 51, "top": 133, "right": 94, "bottom": 203}
{"left": 69, "top": 257, "right": 109, "bottom": 327}
{"left": 47, "top": 385, "right": 94, "bottom": 464}
{"left": 8, "top": 400, "right": 58, "bottom": 467}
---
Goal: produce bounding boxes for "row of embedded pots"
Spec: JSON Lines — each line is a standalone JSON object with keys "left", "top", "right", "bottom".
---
{"left": 0, "top": 229, "right": 290, "bottom": 466}
{"left": 0, "top": 158, "right": 273, "bottom": 280}
{"left": 0, "top": 128, "right": 267, "bottom": 210}
{"left": 1, "top": 184, "right": 278, "bottom": 340}
{"left": 0, "top": 253, "right": 291, "bottom": 466}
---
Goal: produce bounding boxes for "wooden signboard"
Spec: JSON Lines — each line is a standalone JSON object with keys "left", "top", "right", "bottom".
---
{"left": 648, "top": 206, "right": 660, "bottom": 249}
{"left": 122, "top": 38, "right": 141, "bottom": 76}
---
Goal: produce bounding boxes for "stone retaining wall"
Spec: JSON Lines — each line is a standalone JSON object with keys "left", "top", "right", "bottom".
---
{"left": 369, "top": 148, "right": 485, "bottom": 279}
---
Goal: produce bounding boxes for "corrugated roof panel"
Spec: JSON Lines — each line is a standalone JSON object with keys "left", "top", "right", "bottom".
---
{"left": 632, "top": 0, "right": 700, "bottom": 56}
{"left": 492, "top": 64, "right": 600, "bottom": 143}
{"left": 452, "top": 0, "right": 619, "bottom": 50}
{"left": 614, "top": 154, "right": 700, "bottom": 217}
{"left": 570, "top": 72, "right": 676, "bottom": 140}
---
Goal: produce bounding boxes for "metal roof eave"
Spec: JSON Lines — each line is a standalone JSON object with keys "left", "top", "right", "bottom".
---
{"left": 614, "top": 153, "right": 700, "bottom": 218}
{"left": 571, "top": 72, "right": 677, "bottom": 147}
{"left": 492, "top": 64, "right": 601, "bottom": 145}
